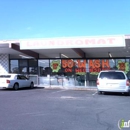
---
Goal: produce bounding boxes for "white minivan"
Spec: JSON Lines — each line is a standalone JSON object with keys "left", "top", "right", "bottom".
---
{"left": 97, "top": 70, "right": 130, "bottom": 95}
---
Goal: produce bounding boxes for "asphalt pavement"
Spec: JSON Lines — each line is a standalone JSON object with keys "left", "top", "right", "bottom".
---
{"left": 0, "top": 87, "right": 129, "bottom": 130}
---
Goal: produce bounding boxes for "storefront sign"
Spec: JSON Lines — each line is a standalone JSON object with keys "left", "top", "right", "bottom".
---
{"left": 89, "top": 59, "right": 110, "bottom": 75}
{"left": 20, "top": 35, "right": 125, "bottom": 49}
{"left": 62, "top": 59, "right": 86, "bottom": 75}
{"left": 50, "top": 60, "right": 61, "bottom": 72}
{"left": 75, "top": 60, "right": 86, "bottom": 75}
{"left": 117, "top": 60, "right": 129, "bottom": 73}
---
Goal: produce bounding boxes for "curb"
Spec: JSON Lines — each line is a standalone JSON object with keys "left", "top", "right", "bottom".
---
{"left": 41, "top": 86, "right": 97, "bottom": 91}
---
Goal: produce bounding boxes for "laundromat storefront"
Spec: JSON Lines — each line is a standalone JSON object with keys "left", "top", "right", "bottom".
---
{"left": 10, "top": 58, "right": 130, "bottom": 87}
{"left": 9, "top": 35, "right": 127, "bottom": 88}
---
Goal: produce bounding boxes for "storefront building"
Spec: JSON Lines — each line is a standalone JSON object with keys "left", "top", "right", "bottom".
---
{"left": 1, "top": 35, "right": 130, "bottom": 89}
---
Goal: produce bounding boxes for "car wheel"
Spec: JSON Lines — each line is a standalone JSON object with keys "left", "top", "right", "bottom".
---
{"left": 30, "top": 82, "right": 34, "bottom": 89}
{"left": 13, "top": 83, "right": 19, "bottom": 90}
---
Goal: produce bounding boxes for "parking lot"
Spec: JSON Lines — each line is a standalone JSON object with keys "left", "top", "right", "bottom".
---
{"left": 0, "top": 87, "right": 129, "bottom": 130}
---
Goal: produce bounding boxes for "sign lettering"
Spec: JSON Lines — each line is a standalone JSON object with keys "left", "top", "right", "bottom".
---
{"left": 89, "top": 59, "right": 110, "bottom": 74}
{"left": 20, "top": 35, "right": 125, "bottom": 49}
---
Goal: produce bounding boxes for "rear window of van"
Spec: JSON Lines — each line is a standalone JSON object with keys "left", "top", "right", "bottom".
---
{"left": 99, "top": 72, "right": 125, "bottom": 79}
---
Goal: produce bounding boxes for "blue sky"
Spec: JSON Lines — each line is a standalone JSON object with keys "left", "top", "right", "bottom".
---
{"left": 0, "top": 0, "right": 130, "bottom": 40}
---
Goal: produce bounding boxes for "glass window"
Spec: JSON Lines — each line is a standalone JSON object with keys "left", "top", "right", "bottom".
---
{"left": 88, "top": 59, "right": 101, "bottom": 74}
{"left": 38, "top": 60, "right": 50, "bottom": 86}
{"left": 88, "top": 59, "right": 100, "bottom": 81}
{"left": 38, "top": 60, "right": 50, "bottom": 76}
{"left": 29, "top": 59, "right": 37, "bottom": 66}
{"left": 10, "top": 60, "right": 19, "bottom": 73}
{"left": 99, "top": 72, "right": 125, "bottom": 79}
{"left": 109, "top": 59, "right": 116, "bottom": 70}
{"left": 116, "top": 59, "right": 126, "bottom": 72}
{"left": 74, "top": 59, "right": 86, "bottom": 86}
{"left": 29, "top": 67, "right": 38, "bottom": 74}
{"left": 126, "top": 59, "right": 130, "bottom": 78}
{"left": 19, "top": 60, "right": 28, "bottom": 67}
{"left": 19, "top": 67, "right": 27, "bottom": 74}
{"left": 18, "top": 75, "right": 28, "bottom": 80}
{"left": 50, "top": 59, "right": 61, "bottom": 86}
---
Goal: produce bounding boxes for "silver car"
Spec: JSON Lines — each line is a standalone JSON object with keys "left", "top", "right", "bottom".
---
{"left": 97, "top": 70, "right": 130, "bottom": 95}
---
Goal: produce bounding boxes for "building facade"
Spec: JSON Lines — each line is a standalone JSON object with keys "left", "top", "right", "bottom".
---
{"left": 1, "top": 35, "right": 130, "bottom": 89}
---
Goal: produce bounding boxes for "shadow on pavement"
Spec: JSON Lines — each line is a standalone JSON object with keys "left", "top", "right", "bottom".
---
{"left": 100, "top": 92, "right": 129, "bottom": 96}
{"left": 0, "top": 87, "right": 45, "bottom": 91}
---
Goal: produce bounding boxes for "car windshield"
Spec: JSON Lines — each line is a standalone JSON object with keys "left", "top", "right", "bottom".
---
{"left": 99, "top": 72, "right": 125, "bottom": 79}
{"left": 0, "top": 75, "right": 11, "bottom": 78}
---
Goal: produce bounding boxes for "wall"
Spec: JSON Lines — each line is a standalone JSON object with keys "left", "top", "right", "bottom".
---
{"left": 0, "top": 54, "right": 9, "bottom": 74}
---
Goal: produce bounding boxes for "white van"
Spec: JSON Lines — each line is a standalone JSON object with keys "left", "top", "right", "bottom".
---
{"left": 97, "top": 70, "right": 130, "bottom": 95}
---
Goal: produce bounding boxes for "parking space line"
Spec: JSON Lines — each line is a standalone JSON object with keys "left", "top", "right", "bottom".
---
{"left": 92, "top": 91, "right": 97, "bottom": 95}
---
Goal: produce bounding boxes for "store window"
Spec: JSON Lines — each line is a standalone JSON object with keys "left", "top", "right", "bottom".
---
{"left": 29, "top": 67, "right": 38, "bottom": 74}
{"left": 38, "top": 60, "right": 50, "bottom": 86}
{"left": 116, "top": 59, "right": 130, "bottom": 76}
{"left": 50, "top": 59, "right": 62, "bottom": 86}
{"left": 10, "top": 60, "right": 19, "bottom": 73}
{"left": 38, "top": 60, "right": 50, "bottom": 76}
{"left": 126, "top": 59, "right": 130, "bottom": 78}
{"left": 61, "top": 59, "right": 75, "bottom": 86}
{"left": 29, "top": 59, "right": 37, "bottom": 66}
{"left": 74, "top": 59, "right": 86, "bottom": 86}
{"left": 116, "top": 59, "right": 126, "bottom": 72}
{"left": 88, "top": 59, "right": 111, "bottom": 86}
{"left": 29, "top": 59, "right": 38, "bottom": 74}
{"left": 88, "top": 59, "right": 101, "bottom": 84}
{"left": 109, "top": 59, "right": 116, "bottom": 70}
{"left": 19, "top": 60, "right": 28, "bottom": 66}
{"left": 19, "top": 60, "right": 28, "bottom": 74}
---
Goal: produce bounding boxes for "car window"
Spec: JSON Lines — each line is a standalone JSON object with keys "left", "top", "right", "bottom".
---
{"left": 0, "top": 75, "right": 11, "bottom": 78}
{"left": 17, "top": 75, "right": 28, "bottom": 80}
{"left": 99, "top": 72, "right": 125, "bottom": 79}
{"left": 17, "top": 75, "right": 21, "bottom": 79}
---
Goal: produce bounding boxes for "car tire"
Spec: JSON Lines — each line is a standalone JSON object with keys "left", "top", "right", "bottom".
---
{"left": 30, "top": 82, "right": 34, "bottom": 89}
{"left": 13, "top": 83, "right": 19, "bottom": 90}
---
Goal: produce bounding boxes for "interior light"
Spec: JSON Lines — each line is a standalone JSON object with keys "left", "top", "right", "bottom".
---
{"left": 108, "top": 52, "right": 112, "bottom": 58}
{"left": 61, "top": 54, "right": 69, "bottom": 58}
{"left": 19, "top": 54, "right": 33, "bottom": 59}
{"left": 108, "top": 52, "right": 115, "bottom": 63}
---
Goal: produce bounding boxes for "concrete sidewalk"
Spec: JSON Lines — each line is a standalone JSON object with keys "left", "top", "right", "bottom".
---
{"left": 37, "top": 85, "right": 97, "bottom": 91}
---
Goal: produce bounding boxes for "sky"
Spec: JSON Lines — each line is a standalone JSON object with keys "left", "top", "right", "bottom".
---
{"left": 0, "top": 0, "right": 130, "bottom": 40}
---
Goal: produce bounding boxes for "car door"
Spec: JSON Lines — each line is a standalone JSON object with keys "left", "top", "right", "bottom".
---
{"left": 19, "top": 75, "right": 30, "bottom": 87}
{"left": 17, "top": 75, "right": 25, "bottom": 88}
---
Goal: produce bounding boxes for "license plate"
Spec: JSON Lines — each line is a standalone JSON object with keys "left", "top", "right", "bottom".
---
{"left": 107, "top": 83, "right": 118, "bottom": 87}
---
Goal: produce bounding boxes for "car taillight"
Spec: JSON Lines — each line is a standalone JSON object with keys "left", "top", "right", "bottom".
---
{"left": 6, "top": 80, "right": 10, "bottom": 84}
{"left": 126, "top": 80, "right": 130, "bottom": 86}
{"left": 97, "top": 79, "right": 99, "bottom": 85}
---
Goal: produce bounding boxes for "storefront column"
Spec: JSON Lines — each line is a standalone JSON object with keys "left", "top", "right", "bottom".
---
{"left": 0, "top": 54, "right": 9, "bottom": 74}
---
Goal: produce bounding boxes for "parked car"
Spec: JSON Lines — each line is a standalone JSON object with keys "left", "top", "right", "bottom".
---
{"left": 0, "top": 74, "right": 34, "bottom": 90}
{"left": 97, "top": 70, "right": 130, "bottom": 95}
